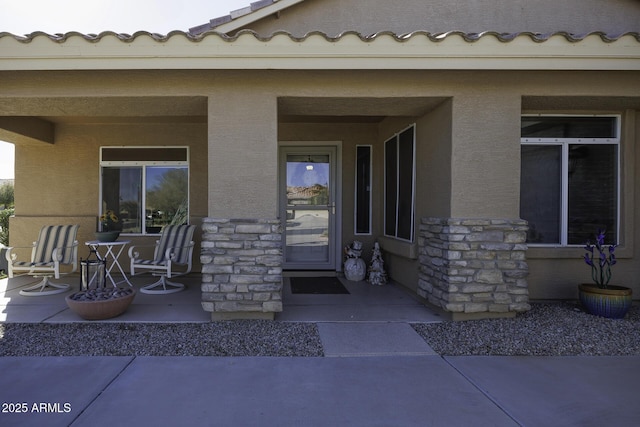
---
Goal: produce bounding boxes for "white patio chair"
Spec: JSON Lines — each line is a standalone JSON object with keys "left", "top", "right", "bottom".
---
{"left": 128, "top": 224, "right": 196, "bottom": 294}
{"left": 6, "top": 224, "right": 79, "bottom": 296}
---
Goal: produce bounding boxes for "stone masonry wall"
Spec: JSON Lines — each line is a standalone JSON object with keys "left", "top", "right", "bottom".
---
{"left": 200, "top": 218, "right": 282, "bottom": 319}
{"left": 418, "top": 217, "right": 530, "bottom": 317}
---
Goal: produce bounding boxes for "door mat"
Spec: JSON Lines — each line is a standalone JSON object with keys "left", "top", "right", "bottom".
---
{"left": 290, "top": 277, "right": 350, "bottom": 294}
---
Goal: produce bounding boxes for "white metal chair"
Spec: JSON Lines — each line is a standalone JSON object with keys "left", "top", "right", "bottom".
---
{"left": 7, "top": 224, "right": 79, "bottom": 296}
{"left": 128, "top": 224, "right": 196, "bottom": 294}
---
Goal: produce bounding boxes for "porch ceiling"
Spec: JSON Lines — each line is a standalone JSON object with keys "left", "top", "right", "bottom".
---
{"left": 0, "top": 96, "right": 207, "bottom": 125}
{"left": 278, "top": 96, "right": 447, "bottom": 123}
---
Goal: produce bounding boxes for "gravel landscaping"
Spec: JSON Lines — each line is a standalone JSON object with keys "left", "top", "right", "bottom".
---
{"left": 413, "top": 302, "right": 640, "bottom": 356}
{"left": 0, "top": 302, "right": 638, "bottom": 357}
{"left": 0, "top": 321, "right": 323, "bottom": 357}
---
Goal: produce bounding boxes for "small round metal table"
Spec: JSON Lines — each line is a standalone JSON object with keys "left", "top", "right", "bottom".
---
{"left": 84, "top": 240, "right": 133, "bottom": 288}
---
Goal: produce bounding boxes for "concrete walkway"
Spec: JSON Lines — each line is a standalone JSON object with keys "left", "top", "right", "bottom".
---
{"left": 1, "top": 276, "right": 639, "bottom": 426}
{"left": 1, "top": 355, "right": 638, "bottom": 426}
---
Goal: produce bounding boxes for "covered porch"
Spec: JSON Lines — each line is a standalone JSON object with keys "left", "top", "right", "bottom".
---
{"left": 0, "top": 273, "right": 441, "bottom": 323}
{"left": 0, "top": 81, "right": 529, "bottom": 321}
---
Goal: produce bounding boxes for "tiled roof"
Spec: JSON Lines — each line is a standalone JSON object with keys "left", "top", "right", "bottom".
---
{"left": 189, "top": 0, "right": 277, "bottom": 35}
{"left": 1, "top": 29, "right": 638, "bottom": 44}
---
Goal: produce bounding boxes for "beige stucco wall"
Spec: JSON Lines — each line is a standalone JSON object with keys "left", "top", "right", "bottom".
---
{"left": 417, "top": 99, "right": 453, "bottom": 220}
{"left": 208, "top": 91, "right": 278, "bottom": 218}
{"left": 450, "top": 91, "right": 522, "bottom": 218}
{"left": 244, "top": 0, "right": 640, "bottom": 37}
{"left": 1, "top": 69, "right": 639, "bottom": 300}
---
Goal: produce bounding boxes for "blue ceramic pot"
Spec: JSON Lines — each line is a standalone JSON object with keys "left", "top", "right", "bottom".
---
{"left": 578, "top": 283, "right": 632, "bottom": 319}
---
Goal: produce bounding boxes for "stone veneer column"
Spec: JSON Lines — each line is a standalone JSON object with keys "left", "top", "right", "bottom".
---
{"left": 200, "top": 218, "right": 282, "bottom": 320}
{"left": 418, "top": 217, "right": 530, "bottom": 320}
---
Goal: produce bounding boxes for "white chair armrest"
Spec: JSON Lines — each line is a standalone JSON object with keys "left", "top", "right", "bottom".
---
{"left": 5, "top": 245, "right": 36, "bottom": 262}
{"left": 164, "top": 241, "right": 195, "bottom": 262}
{"left": 128, "top": 244, "right": 157, "bottom": 260}
{"left": 51, "top": 240, "right": 79, "bottom": 263}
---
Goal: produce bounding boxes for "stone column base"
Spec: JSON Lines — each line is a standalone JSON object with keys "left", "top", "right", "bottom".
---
{"left": 200, "top": 218, "right": 283, "bottom": 320}
{"left": 418, "top": 217, "right": 530, "bottom": 320}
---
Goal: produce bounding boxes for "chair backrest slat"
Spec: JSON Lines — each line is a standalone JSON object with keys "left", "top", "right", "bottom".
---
{"left": 33, "top": 225, "right": 79, "bottom": 264}
{"left": 154, "top": 225, "right": 196, "bottom": 264}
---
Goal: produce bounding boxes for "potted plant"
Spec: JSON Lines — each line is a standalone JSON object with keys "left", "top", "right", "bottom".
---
{"left": 95, "top": 209, "right": 120, "bottom": 242}
{"left": 579, "top": 229, "right": 632, "bottom": 319}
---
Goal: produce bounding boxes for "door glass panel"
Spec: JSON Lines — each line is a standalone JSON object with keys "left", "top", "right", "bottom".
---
{"left": 285, "top": 209, "right": 330, "bottom": 263}
{"left": 285, "top": 154, "right": 330, "bottom": 264}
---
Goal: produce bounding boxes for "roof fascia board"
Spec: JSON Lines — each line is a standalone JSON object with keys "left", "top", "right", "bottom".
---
{"left": 215, "top": 0, "right": 307, "bottom": 34}
{"left": 0, "top": 32, "right": 638, "bottom": 71}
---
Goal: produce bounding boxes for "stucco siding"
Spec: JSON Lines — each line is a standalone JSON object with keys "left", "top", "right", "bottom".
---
{"left": 416, "top": 98, "right": 453, "bottom": 220}
{"left": 450, "top": 91, "right": 522, "bottom": 218}
{"left": 243, "top": 0, "right": 640, "bottom": 37}
{"left": 208, "top": 90, "right": 278, "bottom": 218}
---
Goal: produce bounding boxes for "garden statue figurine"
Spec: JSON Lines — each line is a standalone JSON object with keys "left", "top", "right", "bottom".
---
{"left": 368, "top": 242, "right": 387, "bottom": 286}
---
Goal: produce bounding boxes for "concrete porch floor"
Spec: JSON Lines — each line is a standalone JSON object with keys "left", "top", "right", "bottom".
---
{"left": 0, "top": 274, "right": 442, "bottom": 324}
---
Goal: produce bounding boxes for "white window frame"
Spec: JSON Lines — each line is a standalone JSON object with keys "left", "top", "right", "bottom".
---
{"left": 99, "top": 146, "right": 190, "bottom": 236}
{"left": 383, "top": 124, "right": 416, "bottom": 242}
{"left": 521, "top": 114, "right": 621, "bottom": 246}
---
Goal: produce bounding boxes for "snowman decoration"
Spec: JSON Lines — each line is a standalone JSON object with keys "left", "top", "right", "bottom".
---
{"left": 343, "top": 240, "right": 366, "bottom": 281}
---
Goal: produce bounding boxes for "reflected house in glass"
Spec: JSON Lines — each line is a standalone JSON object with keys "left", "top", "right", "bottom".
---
{"left": 285, "top": 155, "right": 332, "bottom": 265}
{"left": 1, "top": 0, "right": 639, "bottom": 320}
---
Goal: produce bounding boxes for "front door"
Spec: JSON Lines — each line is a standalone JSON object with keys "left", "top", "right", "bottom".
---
{"left": 280, "top": 146, "right": 338, "bottom": 270}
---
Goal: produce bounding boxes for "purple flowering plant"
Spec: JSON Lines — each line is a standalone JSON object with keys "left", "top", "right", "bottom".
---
{"left": 583, "top": 229, "right": 617, "bottom": 289}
